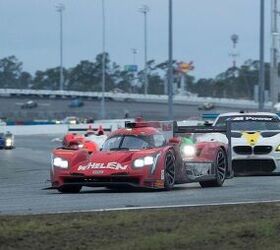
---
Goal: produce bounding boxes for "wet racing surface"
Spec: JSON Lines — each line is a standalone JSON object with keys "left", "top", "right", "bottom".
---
{"left": 1, "top": 135, "right": 280, "bottom": 215}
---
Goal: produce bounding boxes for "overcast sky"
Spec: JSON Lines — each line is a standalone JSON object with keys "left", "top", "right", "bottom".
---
{"left": 0, "top": 0, "right": 272, "bottom": 79}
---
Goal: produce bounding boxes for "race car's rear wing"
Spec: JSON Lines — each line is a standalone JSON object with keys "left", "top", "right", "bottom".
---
{"left": 68, "top": 124, "right": 112, "bottom": 134}
{"left": 125, "top": 120, "right": 175, "bottom": 140}
{"left": 173, "top": 123, "right": 228, "bottom": 134}
{"left": 69, "top": 119, "right": 136, "bottom": 134}
{"left": 201, "top": 113, "right": 219, "bottom": 120}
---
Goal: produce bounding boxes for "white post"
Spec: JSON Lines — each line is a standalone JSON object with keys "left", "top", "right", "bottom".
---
{"left": 56, "top": 3, "right": 65, "bottom": 91}
{"left": 168, "top": 0, "right": 173, "bottom": 119}
{"left": 139, "top": 5, "right": 149, "bottom": 95}
{"left": 101, "top": 0, "right": 106, "bottom": 118}
{"left": 270, "top": 0, "right": 279, "bottom": 107}
{"left": 258, "top": 0, "right": 265, "bottom": 111}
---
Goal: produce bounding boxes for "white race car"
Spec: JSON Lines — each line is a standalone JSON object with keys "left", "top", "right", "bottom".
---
{"left": 211, "top": 112, "right": 280, "bottom": 175}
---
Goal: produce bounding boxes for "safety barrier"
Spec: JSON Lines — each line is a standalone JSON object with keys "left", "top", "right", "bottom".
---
{"left": 0, "top": 88, "right": 272, "bottom": 109}
{"left": 6, "top": 125, "right": 68, "bottom": 135}
{"left": 6, "top": 120, "right": 56, "bottom": 126}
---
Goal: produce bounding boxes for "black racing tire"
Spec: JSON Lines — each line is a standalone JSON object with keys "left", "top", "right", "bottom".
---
{"left": 58, "top": 185, "right": 82, "bottom": 193}
{"left": 164, "top": 151, "right": 176, "bottom": 191}
{"left": 199, "top": 148, "right": 227, "bottom": 188}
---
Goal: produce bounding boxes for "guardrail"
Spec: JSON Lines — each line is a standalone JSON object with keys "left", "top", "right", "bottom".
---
{"left": 6, "top": 124, "right": 68, "bottom": 135}
{"left": 0, "top": 88, "right": 272, "bottom": 109}
{"left": 6, "top": 121, "right": 56, "bottom": 126}
{"left": 5, "top": 119, "right": 203, "bottom": 136}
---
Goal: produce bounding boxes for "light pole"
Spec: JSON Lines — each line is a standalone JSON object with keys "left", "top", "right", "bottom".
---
{"left": 132, "top": 48, "right": 138, "bottom": 65}
{"left": 168, "top": 0, "right": 173, "bottom": 120}
{"left": 56, "top": 3, "right": 65, "bottom": 91}
{"left": 131, "top": 48, "right": 138, "bottom": 92}
{"left": 230, "top": 34, "right": 239, "bottom": 68}
{"left": 139, "top": 5, "right": 149, "bottom": 95}
{"left": 259, "top": 0, "right": 265, "bottom": 111}
{"left": 270, "top": 0, "right": 279, "bottom": 107}
{"left": 101, "top": 0, "right": 106, "bottom": 119}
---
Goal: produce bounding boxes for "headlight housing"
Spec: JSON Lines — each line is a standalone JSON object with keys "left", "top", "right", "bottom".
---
{"left": 276, "top": 145, "right": 280, "bottom": 152}
{"left": 53, "top": 157, "right": 69, "bottom": 169}
{"left": 5, "top": 138, "right": 13, "bottom": 147}
{"left": 182, "top": 145, "right": 196, "bottom": 158}
{"left": 69, "top": 120, "right": 77, "bottom": 125}
{"left": 133, "top": 156, "right": 154, "bottom": 168}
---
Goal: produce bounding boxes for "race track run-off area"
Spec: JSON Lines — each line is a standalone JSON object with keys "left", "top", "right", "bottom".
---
{"left": 1, "top": 135, "right": 280, "bottom": 215}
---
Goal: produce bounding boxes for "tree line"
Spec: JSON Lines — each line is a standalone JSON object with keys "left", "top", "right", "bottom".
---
{"left": 0, "top": 54, "right": 272, "bottom": 99}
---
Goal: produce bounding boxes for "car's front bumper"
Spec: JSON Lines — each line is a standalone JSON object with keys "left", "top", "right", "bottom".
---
{"left": 51, "top": 174, "right": 165, "bottom": 190}
{"left": 232, "top": 151, "right": 280, "bottom": 174}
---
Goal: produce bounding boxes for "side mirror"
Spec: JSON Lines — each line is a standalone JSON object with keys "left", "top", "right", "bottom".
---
{"left": 169, "top": 137, "right": 181, "bottom": 144}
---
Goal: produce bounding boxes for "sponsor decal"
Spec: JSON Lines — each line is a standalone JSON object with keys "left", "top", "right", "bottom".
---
{"left": 229, "top": 117, "right": 243, "bottom": 121}
{"left": 78, "top": 162, "right": 128, "bottom": 171}
{"left": 92, "top": 170, "right": 104, "bottom": 175}
{"left": 229, "top": 116, "right": 274, "bottom": 122}
{"left": 161, "top": 170, "right": 165, "bottom": 180}
{"left": 242, "top": 132, "right": 261, "bottom": 146}
{"left": 245, "top": 117, "right": 273, "bottom": 121}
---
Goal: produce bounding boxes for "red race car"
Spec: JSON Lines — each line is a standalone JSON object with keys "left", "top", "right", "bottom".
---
{"left": 61, "top": 125, "right": 108, "bottom": 154}
{"left": 50, "top": 121, "right": 231, "bottom": 193}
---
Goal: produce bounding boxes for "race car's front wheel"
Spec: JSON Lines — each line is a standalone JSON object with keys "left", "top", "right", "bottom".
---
{"left": 199, "top": 148, "right": 227, "bottom": 188}
{"left": 58, "top": 185, "right": 82, "bottom": 193}
{"left": 164, "top": 151, "right": 176, "bottom": 191}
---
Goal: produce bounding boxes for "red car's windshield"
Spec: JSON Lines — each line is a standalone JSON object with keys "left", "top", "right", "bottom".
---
{"left": 102, "top": 134, "right": 166, "bottom": 151}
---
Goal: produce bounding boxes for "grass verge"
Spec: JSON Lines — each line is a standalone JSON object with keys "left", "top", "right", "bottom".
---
{"left": 1, "top": 203, "right": 280, "bottom": 250}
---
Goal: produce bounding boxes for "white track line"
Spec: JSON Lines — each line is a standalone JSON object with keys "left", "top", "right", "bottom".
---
{"left": 32, "top": 199, "right": 280, "bottom": 215}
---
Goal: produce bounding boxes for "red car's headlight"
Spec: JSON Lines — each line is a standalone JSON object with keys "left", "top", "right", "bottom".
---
{"left": 133, "top": 156, "right": 154, "bottom": 168}
{"left": 53, "top": 157, "right": 69, "bottom": 169}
